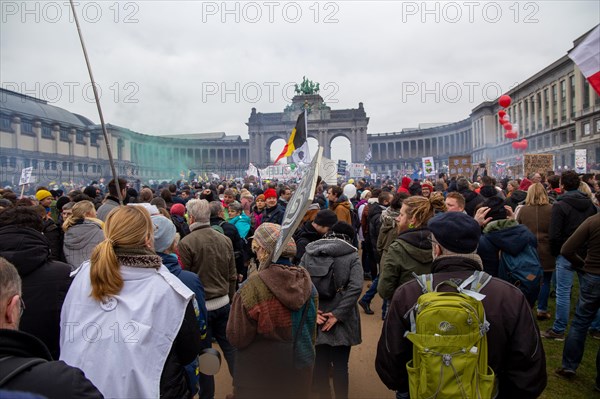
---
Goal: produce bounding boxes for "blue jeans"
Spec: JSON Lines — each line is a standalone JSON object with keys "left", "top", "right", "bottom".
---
{"left": 537, "top": 271, "right": 553, "bottom": 312}
{"left": 199, "top": 304, "right": 236, "bottom": 399}
{"left": 553, "top": 255, "right": 576, "bottom": 333}
{"left": 551, "top": 256, "right": 600, "bottom": 333}
{"left": 562, "top": 272, "right": 600, "bottom": 374}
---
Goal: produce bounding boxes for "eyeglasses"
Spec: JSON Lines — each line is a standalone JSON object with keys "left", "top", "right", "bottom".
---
{"left": 19, "top": 296, "right": 25, "bottom": 317}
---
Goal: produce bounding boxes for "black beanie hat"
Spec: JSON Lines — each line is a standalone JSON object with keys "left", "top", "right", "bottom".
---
{"left": 479, "top": 185, "right": 497, "bottom": 198}
{"left": 482, "top": 196, "right": 507, "bottom": 221}
{"left": 314, "top": 209, "right": 338, "bottom": 228}
{"left": 428, "top": 212, "right": 481, "bottom": 253}
{"left": 56, "top": 196, "right": 71, "bottom": 212}
{"left": 330, "top": 221, "right": 356, "bottom": 241}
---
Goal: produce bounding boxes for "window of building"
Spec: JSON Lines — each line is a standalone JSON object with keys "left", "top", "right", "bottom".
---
{"left": 524, "top": 100, "right": 529, "bottom": 134}
{"left": 569, "top": 129, "right": 576, "bottom": 141}
{"left": 560, "top": 80, "right": 567, "bottom": 121}
{"left": 544, "top": 135, "right": 550, "bottom": 147}
{"left": 60, "top": 128, "right": 69, "bottom": 141}
{"left": 9, "top": 158, "right": 16, "bottom": 168}
{"left": 0, "top": 157, "right": 7, "bottom": 167}
{"left": 42, "top": 125, "right": 53, "bottom": 139}
{"left": 583, "top": 122, "right": 591, "bottom": 136}
{"left": 552, "top": 84, "right": 558, "bottom": 124}
{"left": 596, "top": 119, "right": 600, "bottom": 133}
{"left": 552, "top": 133, "right": 558, "bottom": 146}
{"left": 51, "top": 161, "right": 57, "bottom": 170}
{"left": 560, "top": 131, "right": 567, "bottom": 144}
{"left": 23, "top": 159, "right": 30, "bottom": 168}
{"left": 0, "top": 115, "right": 11, "bottom": 131}
{"left": 45, "top": 160, "right": 50, "bottom": 169}
{"left": 583, "top": 79, "right": 590, "bottom": 109}
{"left": 21, "top": 120, "right": 33, "bottom": 135}
{"left": 536, "top": 93, "right": 542, "bottom": 129}
{"left": 76, "top": 130, "right": 85, "bottom": 144}
{"left": 90, "top": 133, "right": 98, "bottom": 146}
{"left": 544, "top": 89, "right": 550, "bottom": 126}
{"left": 570, "top": 75, "right": 576, "bottom": 118}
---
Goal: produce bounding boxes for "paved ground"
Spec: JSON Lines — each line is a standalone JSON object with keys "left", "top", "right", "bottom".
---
{"left": 213, "top": 281, "right": 395, "bottom": 399}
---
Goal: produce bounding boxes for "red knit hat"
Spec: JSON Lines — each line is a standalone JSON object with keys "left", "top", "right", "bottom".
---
{"left": 170, "top": 203, "right": 185, "bottom": 217}
{"left": 264, "top": 188, "right": 277, "bottom": 199}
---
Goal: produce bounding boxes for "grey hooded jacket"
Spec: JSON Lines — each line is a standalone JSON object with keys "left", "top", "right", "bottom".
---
{"left": 63, "top": 220, "right": 105, "bottom": 270}
{"left": 300, "top": 237, "right": 362, "bottom": 347}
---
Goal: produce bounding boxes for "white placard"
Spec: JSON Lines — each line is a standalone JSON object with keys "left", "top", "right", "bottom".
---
{"left": 575, "top": 149, "right": 587, "bottom": 174}
{"left": 348, "top": 163, "right": 365, "bottom": 178}
{"left": 422, "top": 156, "right": 436, "bottom": 176}
{"left": 19, "top": 167, "right": 33, "bottom": 186}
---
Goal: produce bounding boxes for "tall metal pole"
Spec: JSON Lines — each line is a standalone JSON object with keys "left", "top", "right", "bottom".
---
{"left": 68, "top": 0, "right": 123, "bottom": 204}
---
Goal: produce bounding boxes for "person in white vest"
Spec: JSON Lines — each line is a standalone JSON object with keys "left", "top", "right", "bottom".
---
{"left": 59, "top": 205, "right": 203, "bottom": 398}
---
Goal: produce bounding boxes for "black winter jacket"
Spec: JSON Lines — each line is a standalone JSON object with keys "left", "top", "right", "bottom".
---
{"left": 376, "top": 255, "right": 547, "bottom": 398}
{"left": 210, "top": 217, "right": 245, "bottom": 276}
{"left": 459, "top": 189, "right": 484, "bottom": 217}
{"left": 549, "top": 190, "right": 597, "bottom": 257}
{"left": 0, "top": 329, "right": 102, "bottom": 398}
{"left": 0, "top": 226, "right": 72, "bottom": 360}
{"left": 293, "top": 221, "right": 323, "bottom": 264}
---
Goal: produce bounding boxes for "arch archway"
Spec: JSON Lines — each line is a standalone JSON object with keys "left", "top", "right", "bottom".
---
{"left": 268, "top": 136, "right": 288, "bottom": 164}
{"left": 329, "top": 135, "right": 352, "bottom": 162}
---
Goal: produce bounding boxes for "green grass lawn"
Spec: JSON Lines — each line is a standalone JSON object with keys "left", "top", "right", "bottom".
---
{"left": 536, "top": 279, "right": 600, "bottom": 399}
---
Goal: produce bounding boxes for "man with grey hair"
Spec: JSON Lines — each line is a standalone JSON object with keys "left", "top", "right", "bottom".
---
{"left": 178, "top": 199, "right": 237, "bottom": 399}
{"left": 0, "top": 257, "right": 102, "bottom": 397}
{"left": 376, "top": 212, "right": 546, "bottom": 398}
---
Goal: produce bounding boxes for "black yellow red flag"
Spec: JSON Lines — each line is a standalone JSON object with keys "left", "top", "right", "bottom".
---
{"left": 274, "top": 111, "right": 306, "bottom": 164}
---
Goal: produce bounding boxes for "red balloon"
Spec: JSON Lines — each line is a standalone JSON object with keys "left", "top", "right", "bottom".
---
{"left": 503, "top": 123, "right": 512, "bottom": 131}
{"left": 512, "top": 142, "right": 520, "bottom": 149}
{"left": 499, "top": 117, "right": 507, "bottom": 125}
{"left": 505, "top": 131, "right": 517, "bottom": 139}
{"left": 499, "top": 95, "right": 512, "bottom": 108}
{"left": 521, "top": 139, "right": 528, "bottom": 148}
{"left": 498, "top": 110, "right": 506, "bottom": 118}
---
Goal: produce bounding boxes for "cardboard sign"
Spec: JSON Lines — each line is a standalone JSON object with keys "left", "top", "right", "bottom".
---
{"left": 319, "top": 157, "right": 338, "bottom": 186}
{"left": 524, "top": 154, "right": 554, "bottom": 176}
{"left": 448, "top": 155, "right": 472, "bottom": 178}
{"left": 272, "top": 147, "right": 323, "bottom": 262}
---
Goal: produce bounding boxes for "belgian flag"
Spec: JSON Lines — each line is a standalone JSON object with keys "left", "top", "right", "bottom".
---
{"left": 274, "top": 111, "right": 306, "bottom": 164}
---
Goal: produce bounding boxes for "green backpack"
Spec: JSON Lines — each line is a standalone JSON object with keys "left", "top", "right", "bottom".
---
{"left": 405, "top": 271, "right": 496, "bottom": 399}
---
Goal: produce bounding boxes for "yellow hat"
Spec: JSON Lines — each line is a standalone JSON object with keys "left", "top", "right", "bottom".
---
{"left": 35, "top": 190, "right": 52, "bottom": 201}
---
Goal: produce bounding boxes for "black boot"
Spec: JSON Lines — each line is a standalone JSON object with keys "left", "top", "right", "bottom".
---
{"left": 358, "top": 300, "right": 374, "bottom": 315}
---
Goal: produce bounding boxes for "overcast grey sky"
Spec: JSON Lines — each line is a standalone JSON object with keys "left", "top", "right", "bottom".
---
{"left": 1, "top": 1, "right": 599, "bottom": 161}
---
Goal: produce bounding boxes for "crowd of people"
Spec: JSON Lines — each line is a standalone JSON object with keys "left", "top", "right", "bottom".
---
{"left": 0, "top": 168, "right": 599, "bottom": 398}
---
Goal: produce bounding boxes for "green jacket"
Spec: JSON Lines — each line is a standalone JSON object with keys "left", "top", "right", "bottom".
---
{"left": 377, "top": 227, "right": 433, "bottom": 301}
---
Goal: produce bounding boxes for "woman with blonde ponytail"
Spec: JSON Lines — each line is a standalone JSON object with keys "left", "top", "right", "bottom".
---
{"left": 62, "top": 200, "right": 104, "bottom": 271}
{"left": 378, "top": 195, "right": 445, "bottom": 302}
{"left": 59, "top": 205, "right": 202, "bottom": 399}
